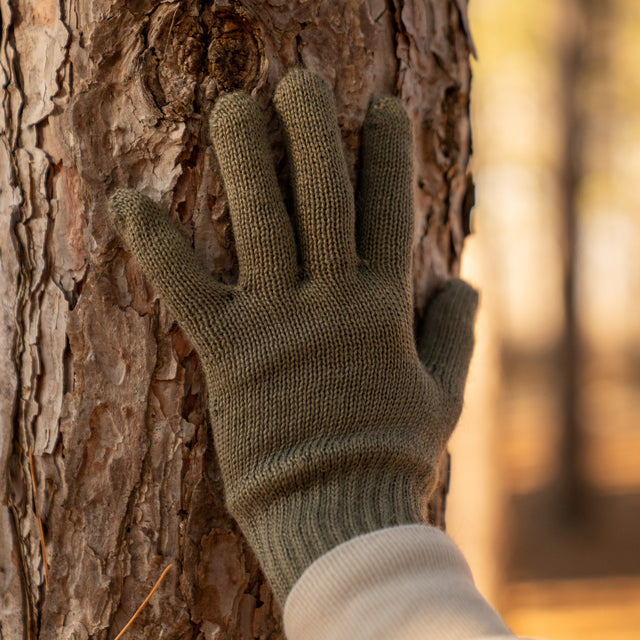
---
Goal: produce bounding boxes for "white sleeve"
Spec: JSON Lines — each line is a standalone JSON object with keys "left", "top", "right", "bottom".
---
{"left": 284, "top": 524, "right": 532, "bottom": 640}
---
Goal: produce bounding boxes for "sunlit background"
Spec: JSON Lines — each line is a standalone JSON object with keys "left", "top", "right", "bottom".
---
{"left": 447, "top": 1, "right": 640, "bottom": 638}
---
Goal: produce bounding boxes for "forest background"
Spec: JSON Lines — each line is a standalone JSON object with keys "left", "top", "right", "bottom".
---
{"left": 450, "top": 1, "right": 640, "bottom": 638}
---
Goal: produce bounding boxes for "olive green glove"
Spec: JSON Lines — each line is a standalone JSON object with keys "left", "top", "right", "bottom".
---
{"left": 108, "top": 69, "right": 478, "bottom": 605}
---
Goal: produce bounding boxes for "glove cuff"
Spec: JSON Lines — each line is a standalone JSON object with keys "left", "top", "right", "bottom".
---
{"left": 234, "top": 463, "right": 434, "bottom": 605}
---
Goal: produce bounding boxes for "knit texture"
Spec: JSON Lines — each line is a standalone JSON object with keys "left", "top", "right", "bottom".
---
{"left": 108, "top": 68, "right": 479, "bottom": 605}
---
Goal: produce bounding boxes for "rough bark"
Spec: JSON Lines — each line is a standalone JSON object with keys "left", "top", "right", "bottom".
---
{"left": 0, "top": 1, "right": 474, "bottom": 637}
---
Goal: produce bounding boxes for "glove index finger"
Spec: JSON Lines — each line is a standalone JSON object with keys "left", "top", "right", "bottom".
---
{"left": 356, "top": 96, "right": 413, "bottom": 280}
{"left": 416, "top": 279, "right": 479, "bottom": 402}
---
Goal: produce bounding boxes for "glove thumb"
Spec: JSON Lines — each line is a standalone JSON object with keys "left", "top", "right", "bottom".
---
{"left": 416, "top": 279, "right": 479, "bottom": 419}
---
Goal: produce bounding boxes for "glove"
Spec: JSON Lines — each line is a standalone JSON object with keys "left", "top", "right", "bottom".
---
{"left": 108, "top": 69, "right": 478, "bottom": 605}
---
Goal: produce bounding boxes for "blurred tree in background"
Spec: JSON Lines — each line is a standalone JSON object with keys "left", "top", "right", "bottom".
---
{"left": 452, "top": 0, "right": 640, "bottom": 637}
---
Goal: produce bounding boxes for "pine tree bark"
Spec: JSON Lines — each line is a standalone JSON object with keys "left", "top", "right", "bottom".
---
{"left": 0, "top": 1, "right": 475, "bottom": 637}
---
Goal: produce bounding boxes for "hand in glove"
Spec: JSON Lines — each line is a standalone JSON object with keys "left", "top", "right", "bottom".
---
{"left": 108, "top": 69, "right": 478, "bottom": 605}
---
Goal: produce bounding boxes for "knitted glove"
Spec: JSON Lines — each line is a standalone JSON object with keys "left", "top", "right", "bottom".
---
{"left": 108, "top": 69, "right": 478, "bottom": 605}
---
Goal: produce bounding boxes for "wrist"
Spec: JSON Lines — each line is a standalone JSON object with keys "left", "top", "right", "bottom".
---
{"left": 228, "top": 445, "right": 436, "bottom": 605}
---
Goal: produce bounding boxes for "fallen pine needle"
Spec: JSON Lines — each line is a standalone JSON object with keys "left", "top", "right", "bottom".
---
{"left": 28, "top": 446, "right": 49, "bottom": 589}
{"left": 114, "top": 564, "right": 173, "bottom": 640}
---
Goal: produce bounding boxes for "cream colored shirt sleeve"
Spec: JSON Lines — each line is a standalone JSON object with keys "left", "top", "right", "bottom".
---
{"left": 284, "top": 524, "right": 529, "bottom": 640}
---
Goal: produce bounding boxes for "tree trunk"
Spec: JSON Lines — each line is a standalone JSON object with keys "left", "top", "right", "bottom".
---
{"left": 0, "top": 1, "right": 475, "bottom": 637}
{"left": 556, "top": 0, "right": 610, "bottom": 524}
{"left": 556, "top": 0, "right": 586, "bottom": 525}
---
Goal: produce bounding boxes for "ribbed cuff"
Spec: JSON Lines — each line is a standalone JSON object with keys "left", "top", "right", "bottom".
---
{"left": 234, "top": 469, "right": 429, "bottom": 605}
{"left": 284, "top": 524, "right": 518, "bottom": 640}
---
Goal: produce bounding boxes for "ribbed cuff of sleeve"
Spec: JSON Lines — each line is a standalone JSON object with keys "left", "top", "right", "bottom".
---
{"left": 284, "top": 524, "right": 525, "bottom": 640}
